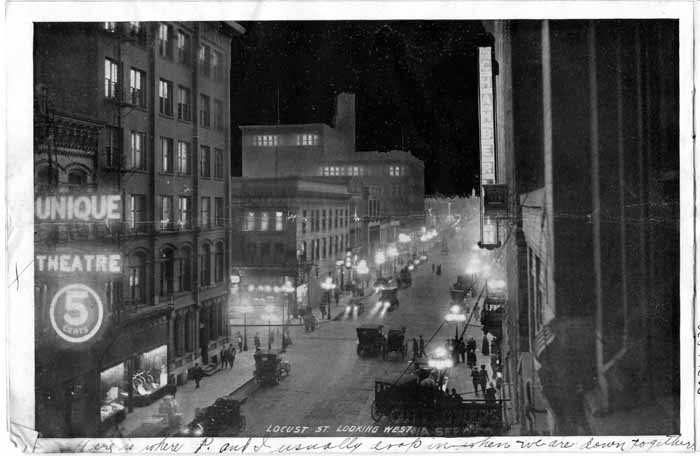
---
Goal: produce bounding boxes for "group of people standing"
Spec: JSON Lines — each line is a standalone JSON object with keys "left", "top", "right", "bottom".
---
{"left": 471, "top": 364, "right": 498, "bottom": 404}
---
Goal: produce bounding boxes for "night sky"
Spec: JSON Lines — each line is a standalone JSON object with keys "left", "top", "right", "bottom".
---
{"left": 230, "top": 21, "right": 487, "bottom": 196}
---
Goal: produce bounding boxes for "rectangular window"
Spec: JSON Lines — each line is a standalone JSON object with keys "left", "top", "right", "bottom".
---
{"left": 275, "top": 211, "right": 283, "bottom": 231}
{"left": 322, "top": 209, "right": 326, "bottom": 231}
{"left": 200, "top": 145, "right": 211, "bottom": 178}
{"left": 161, "top": 137, "right": 173, "bottom": 173}
{"left": 104, "top": 58, "right": 119, "bottom": 99}
{"left": 178, "top": 196, "right": 190, "bottom": 229}
{"left": 200, "top": 197, "right": 210, "bottom": 229}
{"left": 129, "top": 194, "right": 146, "bottom": 231}
{"left": 215, "top": 198, "right": 224, "bottom": 226}
{"left": 214, "top": 99, "right": 224, "bottom": 130}
{"left": 296, "top": 133, "right": 319, "bottom": 146}
{"left": 129, "top": 131, "right": 145, "bottom": 170}
{"left": 199, "top": 44, "right": 211, "bottom": 77}
{"left": 177, "top": 86, "right": 191, "bottom": 121}
{"left": 302, "top": 210, "right": 307, "bottom": 234}
{"left": 129, "top": 68, "right": 145, "bottom": 107}
{"left": 243, "top": 211, "right": 255, "bottom": 231}
{"left": 253, "top": 135, "right": 279, "bottom": 147}
{"left": 214, "top": 148, "right": 224, "bottom": 179}
{"left": 104, "top": 126, "right": 121, "bottom": 168}
{"left": 158, "top": 23, "right": 172, "bottom": 58}
{"left": 176, "top": 31, "right": 190, "bottom": 64}
{"left": 160, "top": 195, "right": 173, "bottom": 230}
{"left": 213, "top": 50, "right": 224, "bottom": 80}
{"left": 159, "top": 79, "right": 173, "bottom": 116}
{"left": 177, "top": 141, "right": 191, "bottom": 174}
{"left": 199, "top": 94, "right": 210, "bottom": 127}
{"left": 259, "top": 212, "right": 269, "bottom": 231}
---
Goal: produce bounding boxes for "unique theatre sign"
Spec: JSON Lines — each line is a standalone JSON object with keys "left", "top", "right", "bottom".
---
{"left": 35, "top": 194, "right": 122, "bottom": 345}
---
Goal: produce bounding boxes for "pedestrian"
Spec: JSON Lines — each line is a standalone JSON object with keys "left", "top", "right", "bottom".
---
{"left": 192, "top": 363, "right": 204, "bottom": 388}
{"left": 236, "top": 332, "right": 243, "bottom": 352}
{"left": 482, "top": 333, "right": 490, "bottom": 356}
{"left": 229, "top": 344, "right": 236, "bottom": 369}
{"left": 458, "top": 338, "right": 466, "bottom": 364}
{"left": 419, "top": 335, "right": 427, "bottom": 357}
{"left": 471, "top": 367, "right": 481, "bottom": 395}
{"left": 432, "top": 264, "right": 435, "bottom": 273}
{"left": 220, "top": 347, "right": 228, "bottom": 369}
{"left": 254, "top": 332, "right": 261, "bottom": 351}
{"left": 479, "top": 364, "right": 489, "bottom": 395}
{"left": 412, "top": 337, "right": 419, "bottom": 361}
{"left": 334, "top": 289, "right": 340, "bottom": 307}
{"left": 485, "top": 382, "right": 497, "bottom": 405}
{"left": 467, "top": 349, "right": 476, "bottom": 369}
{"left": 467, "top": 336, "right": 477, "bottom": 353}
{"left": 436, "top": 265, "right": 442, "bottom": 276}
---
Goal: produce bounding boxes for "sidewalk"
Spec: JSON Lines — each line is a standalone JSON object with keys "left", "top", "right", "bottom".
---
{"left": 122, "top": 350, "right": 256, "bottom": 437}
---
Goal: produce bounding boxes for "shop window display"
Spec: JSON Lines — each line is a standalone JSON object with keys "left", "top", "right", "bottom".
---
{"left": 100, "top": 363, "right": 127, "bottom": 422}
{"left": 133, "top": 345, "right": 168, "bottom": 401}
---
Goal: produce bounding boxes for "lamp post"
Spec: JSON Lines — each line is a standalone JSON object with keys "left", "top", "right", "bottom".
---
{"left": 374, "top": 250, "right": 386, "bottom": 280}
{"left": 320, "top": 275, "right": 336, "bottom": 319}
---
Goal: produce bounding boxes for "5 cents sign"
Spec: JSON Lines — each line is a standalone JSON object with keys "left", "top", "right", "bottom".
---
{"left": 49, "top": 283, "right": 104, "bottom": 344}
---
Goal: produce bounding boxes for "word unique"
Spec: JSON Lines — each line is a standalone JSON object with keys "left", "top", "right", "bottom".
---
{"left": 35, "top": 195, "right": 121, "bottom": 221}
{"left": 36, "top": 254, "right": 121, "bottom": 273}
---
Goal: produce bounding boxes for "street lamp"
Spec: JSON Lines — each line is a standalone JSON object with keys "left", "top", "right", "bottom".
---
{"left": 320, "top": 276, "right": 336, "bottom": 319}
{"left": 374, "top": 250, "right": 386, "bottom": 279}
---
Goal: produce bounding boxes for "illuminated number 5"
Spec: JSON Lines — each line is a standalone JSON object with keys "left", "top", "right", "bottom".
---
{"left": 64, "top": 290, "right": 89, "bottom": 326}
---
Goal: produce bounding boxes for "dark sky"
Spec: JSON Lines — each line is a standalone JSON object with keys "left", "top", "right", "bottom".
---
{"left": 230, "top": 21, "right": 487, "bottom": 196}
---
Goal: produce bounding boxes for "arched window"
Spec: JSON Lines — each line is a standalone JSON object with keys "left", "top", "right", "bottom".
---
{"left": 67, "top": 168, "right": 88, "bottom": 190}
{"left": 200, "top": 244, "right": 211, "bottom": 286}
{"left": 214, "top": 242, "right": 224, "bottom": 283}
{"left": 178, "top": 246, "right": 192, "bottom": 291}
{"left": 160, "top": 247, "right": 175, "bottom": 297}
{"left": 127, "top": 252, "right": 146, "bottom": 305}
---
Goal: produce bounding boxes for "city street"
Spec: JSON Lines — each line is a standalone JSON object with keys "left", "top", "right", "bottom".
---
{"left": 240, "top": 216, "right": 502, "bottom": 437}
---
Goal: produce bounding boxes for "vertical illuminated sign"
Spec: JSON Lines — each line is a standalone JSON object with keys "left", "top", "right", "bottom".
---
{"left": 478, "top": 46, "right": 501, "bottom": 249}
{"left": 478, "top": 46, "right": 496, "bottom": 186}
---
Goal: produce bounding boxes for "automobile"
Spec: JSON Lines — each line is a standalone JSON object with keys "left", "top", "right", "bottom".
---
{"left": 378, "top": 287, "right": 399, "bottom": 311}
{"left": 253, "top": 350, "right": 291, "bottom": 386}
{"left": 385, "top": 328, "right": 408, "bottom": 361}
{"left": 397, "top": 268, "right": 412, "bottom": 288}
{"left": 373, "top": 277, "right": 390, "bottom": 291}
{"left": 356, "top": 324, "right": 387, "bottom": 358}
{"left": 346, "top": 297, "right": 366, "bottom": 316}
{"left": 175, "top": 396, "right": 246, "bottom": 437}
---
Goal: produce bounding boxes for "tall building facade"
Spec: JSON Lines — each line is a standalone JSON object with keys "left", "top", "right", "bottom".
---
{"left": 483, "top": 20, "right": 679, "bottom": 435}
{"left": 33, "top": 21, "right": 241, "bottom": 437}
{"left": 240, "top": 93, "right": 425, "bottom": 280}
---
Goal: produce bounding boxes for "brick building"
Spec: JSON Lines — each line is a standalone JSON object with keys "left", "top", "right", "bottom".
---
{"left": 33, "top": 21, "right": 242, "bottom": 437}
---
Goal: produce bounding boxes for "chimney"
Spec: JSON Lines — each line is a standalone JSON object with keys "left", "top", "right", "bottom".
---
{"left": 333, "top": 92, "right": 356, "bottom": 150}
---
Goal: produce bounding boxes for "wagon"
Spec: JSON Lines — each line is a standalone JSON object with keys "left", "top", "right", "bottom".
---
{"left": 356, "top": 324, "right": 386, "bottom": 359}
{"left": 253, "top": 350, "right": 291, "bottom": 386}
{"left": 385, "top": 328, "right": 408, "bottom": 361}
{"left": 175, "top": 396, "right": 246, "bottom": 437}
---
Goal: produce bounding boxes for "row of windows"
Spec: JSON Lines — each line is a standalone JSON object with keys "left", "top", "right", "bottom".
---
{"left": 103, "top": 128, "right": 225, "bottom": 178}
{"left": 157, "top": 23, "right": 225, "bottom": 81}
{"left": 251, "top": 133, "right": 320, "bottom": 147}
{"left": 299, "top": 234, "right": 348, "bottom": 263}
{"left": 321, "top": 165, "right": 408, "bottom": 177}
{"left": 125, "top": 242, "right": 225, "bottom": 304}
{"left": 104, "top": 58, "right": 225, "bottom": 130}
{"left": 128, "top": 195, "right": 225, "bottom": 232}
{"left": 242, "top": 211, "right": 285, "bottom": 232}
{"left": 300, "top": 208, "right": 350, "bottom": 234}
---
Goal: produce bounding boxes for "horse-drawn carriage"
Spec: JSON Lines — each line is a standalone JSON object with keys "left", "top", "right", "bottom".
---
{"left": 253, "top": 350, "right": 291, "bottom": 386}
{"left": 450, "top": 275, "right": 475, "bottom": 303}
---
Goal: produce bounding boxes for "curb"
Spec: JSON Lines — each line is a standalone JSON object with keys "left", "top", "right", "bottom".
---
{"left": 227, "top": 376, "right": 257, "bottom": 404}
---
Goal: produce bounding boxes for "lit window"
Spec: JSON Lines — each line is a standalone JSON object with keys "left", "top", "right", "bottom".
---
{"left": 200, "top": 145, "right": 211, "bottom": 178}
{"left": 177, "top": 86, "right": 191, "bottom": 121}
{"left": 129, "top": 194, "right": 146, "bottom": 231}
{"left": 243, "top": 212, "right": 255, "bottom": 231}
{"left": 176, "top": 31, "right": 190, "bottom": 64}
{"left": 275, "top": 212, "right": 283, "bottom": 231}
{"left": 129, "top": 131, "right": 145, "bottom": 170}
{"left": 254, "top": 135, "right": 279, "bottom": 147}
{"left": 103, "top": 22, "right": 116, "bottom": 32}
{"left": 129, "top": 68, "right": 145, "bottom": 107}
{"left": 159, "top": 79, "right": 173, "bottom": 115}
{"left": 104, "top": 59, "right": 118, "bottom": 99}
{"left": 199, "top": 44, "right": 211, "bottom": 77}
{"left": 213, "top": 50, "right": 224, "bottom": 81}
{"left": 160, "top": 195, "right": 173, "bottom": 230}
{"left": 177, "top": 141, "right": 191, "bottom": 174}
{"left": 158, "top": 23, "right": 172, "bottom": 58}
{"left": 178, "top": 196, "right": 190, "bottom": 229}
{"left": 200, "top": 197, "right": 210, "bottom": 229}
{"left": 161, "top": 137, "right": 173, "bottom": 173}
{"left": 260, "top": 212, "right": 269, "bottom": 231}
